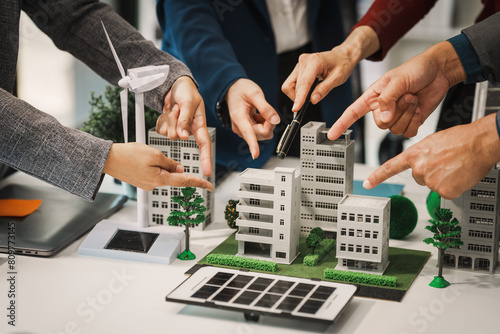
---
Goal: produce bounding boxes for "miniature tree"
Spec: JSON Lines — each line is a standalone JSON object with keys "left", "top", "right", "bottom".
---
{"left": 224, "top": 199, "right": 239, "bottom": 229}
{"left": 167, "top": 187, "right": 206, "bottom": 260}
{"left": 389, "top": 195, "right": 418, "bottom": 239}
{"left": 423, "top": 208, "right": 463, "bottom": 288}
{"left": 306, "top": 227, "right": 325, "bottom": 255}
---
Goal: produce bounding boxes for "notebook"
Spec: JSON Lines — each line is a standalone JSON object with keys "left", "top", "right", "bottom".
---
{"left": 0, "top": 183, "right": 127, "bottom": 256}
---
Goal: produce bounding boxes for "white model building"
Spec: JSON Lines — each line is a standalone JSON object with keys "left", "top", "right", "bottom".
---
{"left": 147, "top": 128, "right": 216, "bottom": 230}
{"left": 300, "top": 121, "right": 354, "bottom": 237}
{"left": 235, "top": 167, "right": 300, "bottom": 264}
{"left": 441, "top": 167, "right": 500, "bottom": 273}
{"left": 335, "top": 194, "right": 391, "bottom": 275}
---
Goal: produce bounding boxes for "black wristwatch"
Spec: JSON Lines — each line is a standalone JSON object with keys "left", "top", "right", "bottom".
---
{"left": 216, "top": 99, "right": 231, "bottom": 128}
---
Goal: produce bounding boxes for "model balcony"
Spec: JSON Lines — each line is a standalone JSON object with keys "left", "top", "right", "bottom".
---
{"left": 238, "top": 212, "right": 273, "bottom": 224}
{"left": 237, "top": 198, "right": 274, "bottom": 214}
{"left": 236, "top": 230, "right": 273, "bottom": 243}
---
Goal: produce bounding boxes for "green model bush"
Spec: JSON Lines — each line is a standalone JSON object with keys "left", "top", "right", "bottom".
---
{"left": 207, "top": 254, "right": 277, "bottom": 272}
{"left": 324, "top": 269, "right": 398, "bottom": 287}
{"left": 303, "top": 239, "right": 335, "bottom": 266}
{"left": 389, "top": 195, "right": 418, "bottom": 239}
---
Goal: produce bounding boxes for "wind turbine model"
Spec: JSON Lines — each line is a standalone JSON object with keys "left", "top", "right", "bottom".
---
{"left": 79, "top": 23, "right": 184, "bottom": 264}
{"left": 102, "top": 21, "right": 168, "bottom": 228}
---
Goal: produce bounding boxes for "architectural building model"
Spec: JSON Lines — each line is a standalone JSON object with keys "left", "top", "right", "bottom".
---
{"left": 148, "top": 128, "right": 216, "bottom": 230}
{"left": 299, "top": 122, "right": 354, "bottom": 237}
{"left": 335, "top": 194, "right": 391, "bottom": 274}
{"left": 234, "top": 167, "right": 301, "bottom": 264}
{"left": 441, "top": 167, "right": 500, "bottom": 272}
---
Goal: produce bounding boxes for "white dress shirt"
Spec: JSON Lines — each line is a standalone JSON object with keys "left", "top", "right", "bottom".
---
{"left": 265, "top": 0, "right": 312, "bottom": 54}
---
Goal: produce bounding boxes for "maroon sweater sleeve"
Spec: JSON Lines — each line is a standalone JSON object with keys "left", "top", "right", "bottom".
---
{"left": 354, "top": 0, "right": 439, "bottom": 61}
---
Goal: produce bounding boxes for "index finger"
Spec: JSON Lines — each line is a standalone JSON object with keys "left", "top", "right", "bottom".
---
{"left": 191, "top": 110, "right": 213, "bottom": 177}
{"left": 363, "top": 152, "right": 411, "bottom": 189}
{"left": 327, "top": 89, "right": 374, "bottom": 140}
{"left": 164, "top": 173, "right": 214, "bottom": 191}
{"left": 233, "top": 111, "right": 260, "bottom": 160}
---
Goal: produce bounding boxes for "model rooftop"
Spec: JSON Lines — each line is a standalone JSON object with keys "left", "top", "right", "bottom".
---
{"left": 238, "top": 167, "right": 298, "bottom": 182}
{"left": 302, "top": 121, "right": 353, "bottom": 146}
{"left": 339, "top": 194, "right": 390, "bottom": 209}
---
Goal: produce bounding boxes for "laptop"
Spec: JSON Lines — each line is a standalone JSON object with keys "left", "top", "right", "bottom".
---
{"left": 0, "top": 183, "right": 127, "bottom": 256}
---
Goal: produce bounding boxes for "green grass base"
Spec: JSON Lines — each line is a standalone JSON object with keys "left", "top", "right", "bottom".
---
{"left": 178, "top": 249, "right": 196, "bottom": 261}
{"left": 197, "top": 232, "right": 430, "bottom": 292}
{"left": 429, "top": 276, "right": 450, "bottom": 288}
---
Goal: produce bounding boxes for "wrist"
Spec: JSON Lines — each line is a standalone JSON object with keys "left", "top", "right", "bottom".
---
{"left": 473, "top": 113, "right": 500, "bottom": 165}
{"left": 340, "top": 26, "right": 380, "bottom": 63}
{"left": 426, "top": 41, "right": 467, "bottom": 88}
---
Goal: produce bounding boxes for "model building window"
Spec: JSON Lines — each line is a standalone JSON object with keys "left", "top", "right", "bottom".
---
{"left": 340, "top": 243, "right": 346, "bottom": 251}
{"left": 373, "top": 231, "right": 379, "bottom": 239}
{"left": 152, "top": 201, "right": 159, "bottom": 208}
{"left": 365, "top": 215, "right": 371, "bottom": 223}
{"left": 276, "top": 252, "right": 286, "bottom": 258}
{"left": 152, "top": 214, "right": 163, "bottom": 224}
{"left": 469, "top": 230, "right": 493, "bottom": 239}
{"left": 280, "top": 204, "right": 285, "bottom": 211}
{"left": 171, "top": 188, "right": 180, "bottom": 196}
{"left": 470, "top": 203, "right": 495, "bottom": 212}
{"left": 281, "top": 175, "right": 286, "bottom": 182}
{"left": 281, "top": 190, "right": 285, "bottom": 196}
{"left": 348, "top": 244, "right": 354, "bottom": 252}
{"left": 152, "top": 189, "right": 159, "bottom": 195}
{"left": 250, "top": 184, "right": 261, "bottom": 191}
{"left": 469, "top": 217, "right": 494, "bottom": 225}
{"left": 340, "top": 228, "right": 346, "bottom": 236}
{"left": 349, "top": 213, "right": 355, "bottom": 221}
{"left": 280, "top": 219, "right": 284, "bottom": 225}
{"left": 357, "top": 230, "right": 362, "bottom": 237}
{"left": 341, "top": 213, "right": 347, "bottom": 220}
{"left": 356, "top": 245, "right": 362, "bottom": 253}
{"left": 183, "top": 153, "right": 190, "bottom": 160}
{"left": 372, "top": 247, "right": 378, "bottom": 254}
{"left": 171, "top": 202, "right": 179, "bottom": 210}
{"left": 249, "top": 198, "right": 260, "bottom": 206}
{"left": 249, "top": 227, "right": 260, "bottom": 234}
{"left": 364, "top": 246, "right": 370, "bottom": 254}
{"left": 192, "top": 153, "right": 200, "bottom": 161}
{"left": 279, "top": 234, "right": 284, "bottom": 240}
{"left": 184, "top": 166, "right": 190, "bottom": 173}
{"left": 161, "top": 202, "right": 168, "bottom": 209}
{"left": 348, "top": 229, "right": 354, "bottom": 237}
{"left": 192, "top": 167, "right": 200, "bottom": 174}
{"left": 364, "top": 231, "right": 370, "bottom": 238}
{"left": 161, "top": 189, "right": 168, "bottom": 196}
{"left": 479, "top": 177, "right": 496, "bottom": 185}
{"left": 374, "top": 216, "right": 380, "bottom": 224}
{"left": 357, "top": 214, "right": 363, "bottom": 222}
{"left": 470, "top": 189, "right": 495, "bottom": 198}
{"left": 249, "top": 213, "right": 260, "bottom": 220}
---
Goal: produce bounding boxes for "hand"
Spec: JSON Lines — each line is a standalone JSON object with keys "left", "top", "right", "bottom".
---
{"left": 328, "top": 41, "right": 466, "bottom": 141}
{"left": 156, "top": 76, "right": 212, "bottom": 177}
{"left": 103, "top": 143, "right": 213, "bottom": 191}
{"left": 226, "top": 78, "right": 281, "bottom": 159}
{"left": 363, "top": 114, "right": 500, "bottom": 199}
{"left": 282, "top": 26, "right": 380, "bottom": 112}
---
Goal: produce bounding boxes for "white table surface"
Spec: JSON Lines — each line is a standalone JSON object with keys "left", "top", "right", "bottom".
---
{"left": 1, "top": 158, "right": 499, "bottom": 334}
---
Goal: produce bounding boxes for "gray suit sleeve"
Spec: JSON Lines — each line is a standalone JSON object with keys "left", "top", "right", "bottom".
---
{"left": 0, "top": 88, "right": 111, "bottom": 201}
{"left": 463, "top": 12, "right": 500, "bottom": 84}
{"left": 22, "top": 0, "right": 194, "bottom": 112}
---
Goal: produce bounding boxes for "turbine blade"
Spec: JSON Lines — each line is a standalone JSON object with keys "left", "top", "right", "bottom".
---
{"left": 101, "top": 21, "right": 126, "bottom": 79}
{"left": 120, "top": 89, "right": 129, "bottom": 143}
{"left": 128, "top": 73, "right": 166, "bottom": 92}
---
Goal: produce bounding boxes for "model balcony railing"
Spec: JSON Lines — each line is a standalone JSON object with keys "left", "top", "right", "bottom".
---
{"left": 239, "top": 183, "right": 274, "bottom": 195}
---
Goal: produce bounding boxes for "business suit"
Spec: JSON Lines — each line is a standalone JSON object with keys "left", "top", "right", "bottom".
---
{"left": 157, "top": 0, "right": 353, "bottom": 171}
{"left": 0, "top": 0, "right": 192, "bottom": 200}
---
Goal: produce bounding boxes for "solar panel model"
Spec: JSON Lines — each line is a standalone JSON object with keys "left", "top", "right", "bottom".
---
{"left": 166, "top": 266, "right": 357, "bottom": 323}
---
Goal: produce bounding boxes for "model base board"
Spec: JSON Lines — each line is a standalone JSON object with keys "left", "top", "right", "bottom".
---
{"left": 166, "top": 266, "right": 356, "bottom": 324}
{"left": 195, "top": 233, "right": 430, "bottom": 302}
{"left": 79, "top": 219, "right": 184, "bottom": 264}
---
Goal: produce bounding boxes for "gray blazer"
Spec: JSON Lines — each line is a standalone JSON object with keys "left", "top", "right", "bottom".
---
{"left": 464, "top": 11, "right": 500, "bottom": 84}
{"left": 0, "top": 0, "right": 193, "bottom": 201}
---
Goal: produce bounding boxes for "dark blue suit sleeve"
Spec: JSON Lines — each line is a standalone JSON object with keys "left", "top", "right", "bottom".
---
{"left": 156, "top": 0, "right": 248, "bottom": 121}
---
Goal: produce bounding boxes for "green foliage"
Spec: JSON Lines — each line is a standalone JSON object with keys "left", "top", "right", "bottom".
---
{"left": 426, "top": 191, "right": 441, "bottom": 220}
{"left": 324, "top": 269, "right": 398, "bottom": 287}
{"left": 423, "top": 208, "right": 463, "bottom": 250}
{"left": 167, "top": 187, "right": 206, "bottom": 227}
{"left": 80, "top": 85, "right": 158, "bottom": 143}
{"left": 207, "top": 254, "right": 277, "bottom": 272}
{"left": 306, "top": 227, "right": 326, "bottom": 254}
{"left": 303, "top": 239, "right": 335, "bottom": 266}
{"left": 224, "top": 199, "right": 239, "bottom": 229}
{"left": 389, "top": 195, "right": 418, "bottom": 239}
